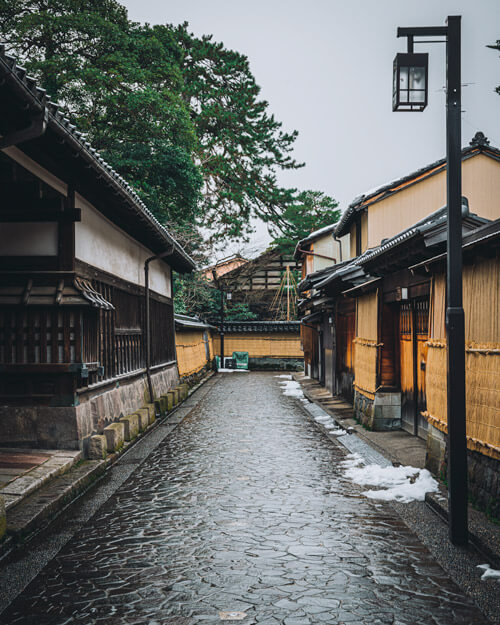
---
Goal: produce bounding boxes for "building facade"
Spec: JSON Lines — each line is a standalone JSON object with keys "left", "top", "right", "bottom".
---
{"left": 0, "top": 49, "right": 195, "bottom": 453}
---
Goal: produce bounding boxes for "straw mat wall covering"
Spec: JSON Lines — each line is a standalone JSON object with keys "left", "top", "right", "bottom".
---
{"left": 424, "top": 256, "right": 500, "bottom": 460}
{"left": 176, "top": 329, "right": 213, "bottom": 377}
{"left": 212, "top": 333, "right": 303, "bottom": 358}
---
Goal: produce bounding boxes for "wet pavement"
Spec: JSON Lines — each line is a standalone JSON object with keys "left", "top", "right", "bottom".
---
{"left": 0, "top": 372, "right": 492, "bottom": 624}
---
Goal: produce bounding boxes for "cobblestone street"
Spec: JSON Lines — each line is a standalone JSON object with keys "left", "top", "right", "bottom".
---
{"left": 0, "top": 372, "right": 492, "bottom": 625}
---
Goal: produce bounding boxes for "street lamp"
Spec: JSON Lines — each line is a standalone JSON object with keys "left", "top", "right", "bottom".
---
{"left": 394, "top": 16, "right": 467, "bottom": 546}
{"left": 392, "top": 52, "right": 428, "bottom": 111}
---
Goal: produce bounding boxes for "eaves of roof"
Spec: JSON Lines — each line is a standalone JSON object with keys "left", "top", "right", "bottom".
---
{"left": 293, "top": 222, "right": 338, "bottom": 260}
{"left": 410, "top": 218, "right": 500, "bottom": 274}
{"left": 335, "top": 133, "right": 500, "bottom": 237}
{"left": 0, "top": 47, "right": 195, "bottom": 273}
{"left": 357, "top": 201, "right": 488, "bottom": 270}
{"left": 175, "top": 314, "right": 216, "bottom": 331}
{"left": 220, "top": 321, "right": 301, "bottom": 333}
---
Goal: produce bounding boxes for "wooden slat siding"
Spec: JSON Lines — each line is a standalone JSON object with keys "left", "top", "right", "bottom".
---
{"left": 63, "top": 310, "right": 71, "bottom": 363}
{"left": 74, "top": 311, "right": 81, "bottom": 363}
{"left": 15, "top": 309, "right": 24, "bottom": 364}
{"left": 98, "top": 307, "right": 104, "bottom": 380}
{"left": 27, "top": 309, "right": 35, "bottom": 363}
{"left": 50, "top": 310, "right": 57, "bottom": 363}
{"left": 40, "top": 310, "right": 47, "bottom": 363}
{"left": 5, "top": 310, "right": 13, "bottom": 363}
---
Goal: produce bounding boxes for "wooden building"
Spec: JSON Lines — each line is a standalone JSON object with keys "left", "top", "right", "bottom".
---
{"left": 295, "top": 132, "right": 500, "bottom": 516}
{"left": 201, "top": 254, "right": 248, "bottom": 281}
{"left": 297, "top": 209, "right": 500, "bottom": 515}
{"left": 0, "top": 49, "right": 195, "bottom": 452}
{"left": 294, "top": 225, "right": 346, "bottom": 384}
{"left": 218, "top": 250, "right": 301, "bottom": 320}
{"left": 414, "top": 220, "right": 500, "bottom": 517}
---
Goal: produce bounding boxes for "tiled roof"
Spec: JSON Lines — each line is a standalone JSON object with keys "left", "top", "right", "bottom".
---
{"left": 335, "top": 132, "right": 500, "bottom": 237}
{"left": 0, "top": 46, "right": 195, "bottom": 273}
{"left": 220, "top": 321, "right": 300, "bottom": 333}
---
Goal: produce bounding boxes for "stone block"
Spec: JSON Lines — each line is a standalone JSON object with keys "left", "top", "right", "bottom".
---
{"left": 179, "top": 383, "right": 189, "bottom": 401}
{"left": 88, "top": 435, "right": 107, "bottom": 460}
{"left": 374, "top": 393, "right": 391, "bottom": 406}
{"left": 157, "top": 396, "right": 168, "bottom": 416}
{"left": 120, "top": 414, "right": 140, "bottom": 441}
{"left": 0, "top": 496, "right": 5, "bottom": 540}
{"left": 161, "top": 393, "right": 174, "bottom": 412}
{"left": 144, "top": 403, "right": 156, "bottom": 424}
{"left": 425, "top": 423, "right": 446, "bottom": 476}
{"left": 103, "top": 422, "right": 125, "bottom": 453}
{"left": 167, "top": 390, "right": 178, "bottom": 408}
{"left": 135, "top": 409, "right": 150, "bottom": 432}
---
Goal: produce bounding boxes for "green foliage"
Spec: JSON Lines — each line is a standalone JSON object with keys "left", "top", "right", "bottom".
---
{"left": 172, "top": 23, "right": 303, "bottom": 243}
{"left": 271, "top": 190, "right": 340, "bottom": 255}
{"left": 0, "top": 0, "right": 202, "bottom": 228}
{"left": 173, "top": 273, "right": 257, "bottom": 322}
{"left": 174, "top": 273, "right": 219, "bottom": 319}
{"left": 224, "top": 301, "right": 258, "bottom": 321}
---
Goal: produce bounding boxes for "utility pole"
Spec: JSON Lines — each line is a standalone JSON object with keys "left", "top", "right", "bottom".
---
{"left": 395, "top": 16, "right": 467, "bottom": 545}
{"left": 286, "top": 266, "right": 290, "bottom": 321}
{"left": 220, "top": 288, "right": 225, "bottom": 366}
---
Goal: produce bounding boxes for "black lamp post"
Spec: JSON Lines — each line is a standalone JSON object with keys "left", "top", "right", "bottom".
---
{"left": 393, "top": 16, "right": 467, "bottom": 546}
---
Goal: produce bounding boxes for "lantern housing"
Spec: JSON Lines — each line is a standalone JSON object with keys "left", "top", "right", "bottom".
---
{"left": 392, "top": 52, "right": 428, "bottom": 111}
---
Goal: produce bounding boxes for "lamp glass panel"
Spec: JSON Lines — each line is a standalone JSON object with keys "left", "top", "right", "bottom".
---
{"left": 409, "top": 66, "right": 426, "bottom": 90}
{"left": 409, "top": 90, "right": 425, "bottom": 103}
{"left": 399, "top": 66, "right": 409, "bottom": 89}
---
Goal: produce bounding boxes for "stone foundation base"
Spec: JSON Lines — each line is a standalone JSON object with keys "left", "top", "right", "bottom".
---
{"left": 354, "top": 390, "right": 401, "bottom": 431}
{"left": 425, "top": 422, "right": 447, "bottom": 477}
{"left": 248, "top": 357, "right": 304, "bottom": 371}
{"left": 425, "top": 422, "right": 500, "bottom": 520}
{"left": 0, "top": 364, "right": 179, "bottom": 452}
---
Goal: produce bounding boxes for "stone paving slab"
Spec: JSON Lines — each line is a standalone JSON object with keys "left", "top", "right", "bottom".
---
{"left": 0, "top": 450, "right": 82, "bottom": 510}
{"left": 0, "top": 372, "right": 494, "bottom": 625}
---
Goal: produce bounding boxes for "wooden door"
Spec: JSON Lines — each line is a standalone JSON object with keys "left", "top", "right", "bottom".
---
{"left": 399, "top": 299, "right": 429, "bottom": 437}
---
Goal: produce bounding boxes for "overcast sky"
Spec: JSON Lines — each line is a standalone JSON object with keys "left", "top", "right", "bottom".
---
{"left": 122, "top": 0, "right": 500, "bottom": 257}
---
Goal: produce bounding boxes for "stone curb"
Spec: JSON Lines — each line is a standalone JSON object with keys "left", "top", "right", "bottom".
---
{"left": 425, "top": 490, "right": 500, "bottom": 570}
{"left": 5, "top": 461, "right": 105, "bottom": 540}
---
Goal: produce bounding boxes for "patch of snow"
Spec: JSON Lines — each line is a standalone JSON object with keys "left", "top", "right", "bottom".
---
{"left": 284, "top": 388, "right": 305, "bottom": 398}
{"left": 303, "top": 222, "right": 337, "bottom": 241}
{"left": 477, "top": 564, "right": 500, "bottom": 581}
{"left": 217, "top": 368, "right": 250, "bottom": 373}
{"left": 274, "top": 374, "right": 293, "bottom": 379}
{"left": 329, "top": 430, "right": 346, "bottom": 437}
{"left": 344, "top": 463, "right": 439, "bottom": 503}
{"left": 278, "top": 380, "right": 305, "bottom": 399}
{"left": 341, "top": 453, "right": 365, "bottom": 470}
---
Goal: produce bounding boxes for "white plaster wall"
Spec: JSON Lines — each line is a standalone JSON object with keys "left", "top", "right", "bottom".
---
{"left": 0, "top": 222, "right": 58, "bottom": 255}
{"left": 75, "top": 194, "right": 172, "bottom": 298}
{"left": 312, "top": 235, "right": 342, "bottom": 272}
{"left": 338, "top": 233, "right": 350, "bottom": 261}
